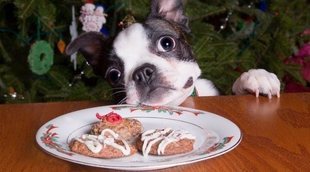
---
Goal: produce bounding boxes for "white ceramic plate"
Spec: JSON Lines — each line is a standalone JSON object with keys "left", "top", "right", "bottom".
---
{"left": 36, "top": 105, "right": 242, "bottom": 171}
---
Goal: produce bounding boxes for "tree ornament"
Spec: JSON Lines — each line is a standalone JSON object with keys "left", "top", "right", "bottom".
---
{"left": 79, "top": 3, "right": 108, "bottom": 32}
{"left": 235, "top": 16, "right": 256, "bottom": 37}
{"left": 57, "top": 39, "right": 66, "bottom": 54}
{"left": 69, "top": 6, "right": 78, "bottom": 70}
{"left": 302, "top": 28, "right": 310, "bottom": 35}
{"left": 100, "top": 26, "right": 109, "bottom": 37}
{"left": 7, "top": 87, "right": 17, "bottom": 98}
{"left": 258, "top": 0, "right": 268, "bottom": 12}
{"left": 28, "top": 40, "right": 54, "bottom": 75}
{"left": 284, "top": 42, "right": 310, "bottom": 92}
{"left": 118, "top": 14, "right": 136, "bottom": 30}
{"left": 3, "top": 87, "right": 25, "bottom": 100}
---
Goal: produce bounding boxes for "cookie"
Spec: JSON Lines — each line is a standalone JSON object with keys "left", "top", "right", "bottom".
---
{"left": 136, "top": 128, "right": 195, "bottom": 156}
{"left": 91, "top": 112, "right": 142, "bottom": 141}
{"left": 70, "top": 128, "right": 137, "bottom": 159}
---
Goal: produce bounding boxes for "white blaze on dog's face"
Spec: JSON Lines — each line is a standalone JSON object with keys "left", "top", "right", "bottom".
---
{"left": 113, "top": 22, "right": 201, "bottom": 105}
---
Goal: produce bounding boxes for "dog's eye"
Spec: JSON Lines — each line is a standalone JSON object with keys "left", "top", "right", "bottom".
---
{"left": 106, "top": 68, "right": 121, "bottom": 84}
{"left": 157, "top": 36, "right": 175, "bottom": 52}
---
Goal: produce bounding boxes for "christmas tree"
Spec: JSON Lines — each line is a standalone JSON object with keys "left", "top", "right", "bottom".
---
{"left": 0, "top": 0, "right": 309, "bottom": 103}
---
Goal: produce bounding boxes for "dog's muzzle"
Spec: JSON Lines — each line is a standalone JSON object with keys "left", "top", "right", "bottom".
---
{"left": 132, "top": 63, "right": 175, "bottom": 103}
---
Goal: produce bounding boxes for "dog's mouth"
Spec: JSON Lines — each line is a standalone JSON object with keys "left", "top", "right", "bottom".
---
{"left": 136, "top": 85, "right": 185, "bottom": 106}
{"left": 143, "top": 85, "right": 175, "bottom": 98}
{"left": 126, "top": 82, "right": 179, "bottom": 106}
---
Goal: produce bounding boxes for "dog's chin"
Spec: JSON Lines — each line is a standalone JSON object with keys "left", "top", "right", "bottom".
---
{"left": 126, "top": 86, "right": 192, "bottom": 106}
{"left": 142, "top": 87, "right": 177, "bottom": 106}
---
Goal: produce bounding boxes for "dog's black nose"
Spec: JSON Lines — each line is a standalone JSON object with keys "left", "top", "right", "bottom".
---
{"left": 133, "top": 64, "right": 156, "bottom": 85}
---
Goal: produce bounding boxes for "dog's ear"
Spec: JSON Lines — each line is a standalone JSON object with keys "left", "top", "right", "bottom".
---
{"left": 66, "top": 32, "right": 112, "bottom": 74}
{"left": 149, "top": 0, "right": 190, "bottom": 32}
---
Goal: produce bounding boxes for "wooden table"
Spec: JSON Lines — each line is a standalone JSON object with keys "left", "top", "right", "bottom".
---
{"left": 0, "top": 93, "right": 309, "bottom": 171}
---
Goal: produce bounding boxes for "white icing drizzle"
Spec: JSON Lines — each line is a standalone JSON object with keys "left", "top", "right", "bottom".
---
{"left": 141, "top": 128, "right": 195, "bottom": 156}
{"left": 76, "top": 128, "right": 131, "bottom": 155}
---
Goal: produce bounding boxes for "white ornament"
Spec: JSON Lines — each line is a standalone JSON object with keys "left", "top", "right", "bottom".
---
{"left": 79, "top": 3, "right": 108, "bottom": 32}
{"left": 69, "top": 6, "right": 78, "bottom": 70}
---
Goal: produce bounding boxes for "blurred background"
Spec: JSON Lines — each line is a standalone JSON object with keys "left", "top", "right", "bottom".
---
{"left": 0, "top": 0, "right": 309, "bottom": 103}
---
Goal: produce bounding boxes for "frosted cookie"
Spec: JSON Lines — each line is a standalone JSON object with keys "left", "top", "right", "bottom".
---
{"left": 136, "top": 128, "right": 195, "bottom": 156}
{"left": 70, "top": 128, "right": 137, "bottom": 159}
{"left": 91, "top": 112, "right": 142, "bottom": 141}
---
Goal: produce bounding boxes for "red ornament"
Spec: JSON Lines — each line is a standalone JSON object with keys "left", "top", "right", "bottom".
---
{"left": 284, "top": 43, "right": 310, "bottom": 92}
{"left": 85, "top": 0, "right": 94, "bottom": 3}
{"left": 57, "top": 39, "right": 66, "bottom": 54}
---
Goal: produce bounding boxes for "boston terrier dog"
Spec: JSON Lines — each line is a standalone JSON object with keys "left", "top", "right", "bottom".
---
{"left": 66, "top": 0, "right": 280, "bottom": 106}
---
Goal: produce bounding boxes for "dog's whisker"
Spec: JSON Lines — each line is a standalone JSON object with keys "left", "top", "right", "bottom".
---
{"left": 117, "top": 96, "right": 127, "bottom": 105}
{"left": 110, "top": 86, "right": 123, "bottom": 90}
{"left": 111, "top": 90, "right": 126, "bottom": 96}
{"left": 105, "top": 86, "right": 125, "bottom": 92}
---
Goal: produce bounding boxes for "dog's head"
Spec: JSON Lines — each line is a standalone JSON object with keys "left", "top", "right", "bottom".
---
{"left": 66, "top": 0, "right": 201, "bottom": 106}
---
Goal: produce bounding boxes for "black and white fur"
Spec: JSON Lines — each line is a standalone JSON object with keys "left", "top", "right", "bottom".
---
{"left": 66, "top": 0, "right": 280, "bottom": 106}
